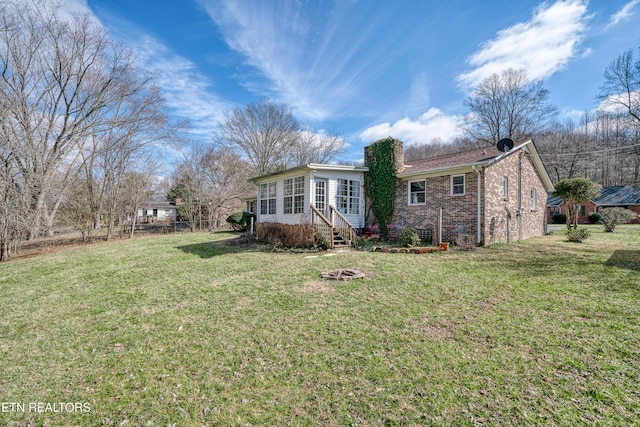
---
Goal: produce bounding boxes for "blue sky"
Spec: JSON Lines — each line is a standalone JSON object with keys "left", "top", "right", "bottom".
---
{"left": 64, "top": 0, "right": 640, "bottom": 161}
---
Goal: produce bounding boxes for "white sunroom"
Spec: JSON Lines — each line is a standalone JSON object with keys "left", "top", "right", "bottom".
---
{"left": 251, "top": 163, "right": 368, "bottom": 248}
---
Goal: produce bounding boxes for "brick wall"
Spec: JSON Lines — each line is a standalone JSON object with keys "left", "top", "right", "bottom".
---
{"left": 393, "top": 173, "right": 480, "bottom": 243}
{"left": 547, "top": 200, "right": 597, "bottom": 225}
{"left": 483, "top": 151, "right": 548, "bottom": 244}
{"left": 392, "top": 150, "right": 549, "bottom": 245}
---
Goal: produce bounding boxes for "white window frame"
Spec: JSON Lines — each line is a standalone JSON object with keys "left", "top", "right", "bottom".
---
{"left": 530, "top": 188, "right": 537, "bottom": 211}
{"left": 503, "top": 176, "right": 509, "bottom": 199}
{"left": 408, "top": 180, "right": 426, "bottom": 205}
{"left": 450, "top": 175, "right": 465, "bottom": 196}
{"left": 337, "top": 179, "right": 361, "bottom": 215}
{"left": 259, "top": 182, "right": 276, "bottom": 215}
{"left": 283, "top": 176, "right": 305, "bottom": 214}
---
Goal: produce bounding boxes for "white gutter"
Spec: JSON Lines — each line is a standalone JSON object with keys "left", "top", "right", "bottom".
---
{"left": 397, "top": 162, "right": 489, "bottom": 180}
{"left": 472, "top": 165, "right": 482, "bottom": 245}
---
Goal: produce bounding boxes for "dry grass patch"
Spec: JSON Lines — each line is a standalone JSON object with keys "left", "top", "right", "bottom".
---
{"left": 301, "top": 280, "right": 336, "bottom": 293}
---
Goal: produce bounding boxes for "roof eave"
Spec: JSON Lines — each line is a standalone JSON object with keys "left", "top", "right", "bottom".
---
{"left": 397, "top": 161, "right": 491, "bottom": 180}
{"left": 488, "top": 139, "right": 555, "bottom": 192}
{"left": 250, "top": 163, "right": 368, "bottom": 183}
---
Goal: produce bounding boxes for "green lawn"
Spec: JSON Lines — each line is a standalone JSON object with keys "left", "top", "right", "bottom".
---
{"left": 1, "top": 227, "right": 639, "bottom": 426}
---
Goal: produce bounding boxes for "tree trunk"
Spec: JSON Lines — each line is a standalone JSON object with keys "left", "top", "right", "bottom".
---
{"left": 129, "top": 215, "right": 137, "bottom": 239}
{"left": 0, "top": 240, "right": 9, "bottom": 262}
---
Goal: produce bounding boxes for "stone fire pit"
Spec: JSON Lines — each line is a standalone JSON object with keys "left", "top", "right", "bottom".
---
{"left": 319, "top": 269, "right": 365, "bottom": 281}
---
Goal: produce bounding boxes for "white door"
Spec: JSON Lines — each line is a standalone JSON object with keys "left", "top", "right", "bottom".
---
{"left": 314, "top": 179, "right": 328, "bottom": 218}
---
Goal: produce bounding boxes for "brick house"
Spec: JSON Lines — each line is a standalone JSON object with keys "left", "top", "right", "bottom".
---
{"left": 252, "top": 137, "right": 554, "bottom": 247}
{"left": 594, "top": 186, "right": 640, "bottom": 223}
{"left": 546, "top": 194, "right": 597, "bottom": 224}
{"left": 547, "top": 186, "right": 640, "bottom": 225}
{"left": 381, "top": 138, "right": 554, "bottom": 245}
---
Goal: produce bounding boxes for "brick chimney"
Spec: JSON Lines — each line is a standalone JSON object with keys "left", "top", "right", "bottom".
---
{"left": 364, "top": 137, "right": 405, "bottom": 173}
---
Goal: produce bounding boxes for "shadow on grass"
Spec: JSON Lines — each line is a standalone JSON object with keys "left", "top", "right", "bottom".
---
{"left": 176, "top": 241, "right": 236, "bottom": 258}
{"left": 176, "top": 234, "right": 271, "bottom": 259}
{"left": 605, "top": 250, "right": 640, "bottom": 271}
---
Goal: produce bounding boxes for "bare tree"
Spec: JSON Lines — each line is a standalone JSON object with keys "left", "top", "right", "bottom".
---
{"left": 289, "top": 129, "right": 345, "bottom": 165}
{"left": 199, "top": 146, "right": 252, "bottom": 228}
{"left": 169, "top": 143, "right": 250, "bottom": 231}
{"left": 462, "top": 68, "right": 557, "bottom": 144}
{"left": 58, "top": 174, "right": 97, "bottom": 243}
{"left": 215, "top": 98, "right": 346, "bottom": 175}
{"left": 118, "top": 170, "right": 154, "bottom": 238}
{"left": 169, "top": 144, "right": 208, "bottom": 231}
{"left": 0, "top": 0, "right": 172, "bottom": 239}
{"left": 215, "top": 98, "right": 300, "bottom": 175}
{"left": 403, "top": 137, "right": 479, "bottom": 162}
{"left": 599, "top": 48, "right": 640, "bottom": 123}
{"left": 536, "top": 116, "right": 593, "bottom": 183}
{"left": 0, "top": 150, "right": 29, "bottom": 260}
{"left": 92, "top": 84, "right": 180, "bottom": 240}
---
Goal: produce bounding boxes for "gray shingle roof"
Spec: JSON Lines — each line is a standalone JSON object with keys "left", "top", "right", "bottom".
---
{"left": 401, "top": 139, "right": 529, "bottom": 175}
{"left": 546, "top": 194, "right": 563, "bottom": 207}
{"left": 594, "top": 186, "right": 640, "bottom": 206}
{"left": 547, "top": 186, "right": 640, "bottom": 207}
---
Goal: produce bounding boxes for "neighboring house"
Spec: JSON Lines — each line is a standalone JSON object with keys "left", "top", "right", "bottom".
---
{"left": 546, "top": 194, "right": 563, "bottom": 223}
{"left": 594, "top": 186, "right": 640, "bottom": 224}
{"left": 545, "top": 194, "right": 597, "bottom": 224}
{"left": 546, "top": 186, "right": 640, "bottom": 225}
{"left": 137, "top": 199, "right": 180, "bottom": 224}
{"left": 251, "top": 137, "right": 554, "bottom": 248}
{"left": 244, "top": 196, "right": 257, "bottom": 215}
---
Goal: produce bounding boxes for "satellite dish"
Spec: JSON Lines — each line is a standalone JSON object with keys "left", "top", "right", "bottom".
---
{"left": 497, "top": 138, "right": 514, "bottom": 153}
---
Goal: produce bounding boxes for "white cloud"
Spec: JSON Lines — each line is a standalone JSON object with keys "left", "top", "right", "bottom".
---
{"left": 70, "top": 3, "right": 239, "bottom": 138}
{"left": 359, "top": 108, "right": 464, "bottom": 145}
{"left": 560, "top": 108, "right": 589, "bottom": 122}
{"left": 596, "top": 91, "right": 640, "bottom": 114}
{"left": 458, "top": 0, "right": 589, "bottom": 90}
{"left": 197, "top": 0, "right": 409, "bottom": 122}
{"left": 131, "top": 35, "right": 236, "bottom": 137}
{"left": 199, "top": 0, "right": 330, "bottom": 120}
{"left": 59, "top": 0, "right": 234, "bottom": 138}
{"left": 406, "top": 72, "right": 431, "bottom": 119}
{"left": 607, "top": 0, "right": 640, "bottom": 28}
{"left": 59, "top": 0, "right": 95, "bottom": 22}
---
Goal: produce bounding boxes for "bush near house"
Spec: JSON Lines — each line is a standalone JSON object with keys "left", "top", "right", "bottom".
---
{"left": 588, "top": 212, "right": 602, "bottom": 224}
{"left": 399, "top": 226, "right": 421, "bottom": 247}
{"left": 565, "top": 227, "right": 591, "bottom": 242}
{"left": 551, "top": 213, "right": 567, "bottom": 224}
{"left": 226, "top": 211, "right": 255, "bottom": 231}
{"left": 599, "top": 207, "right": 638, "bottom": 232}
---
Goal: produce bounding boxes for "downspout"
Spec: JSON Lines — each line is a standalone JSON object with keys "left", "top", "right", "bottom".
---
{"left": 472, "top": 165, "right": 482, "bottom": 245}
